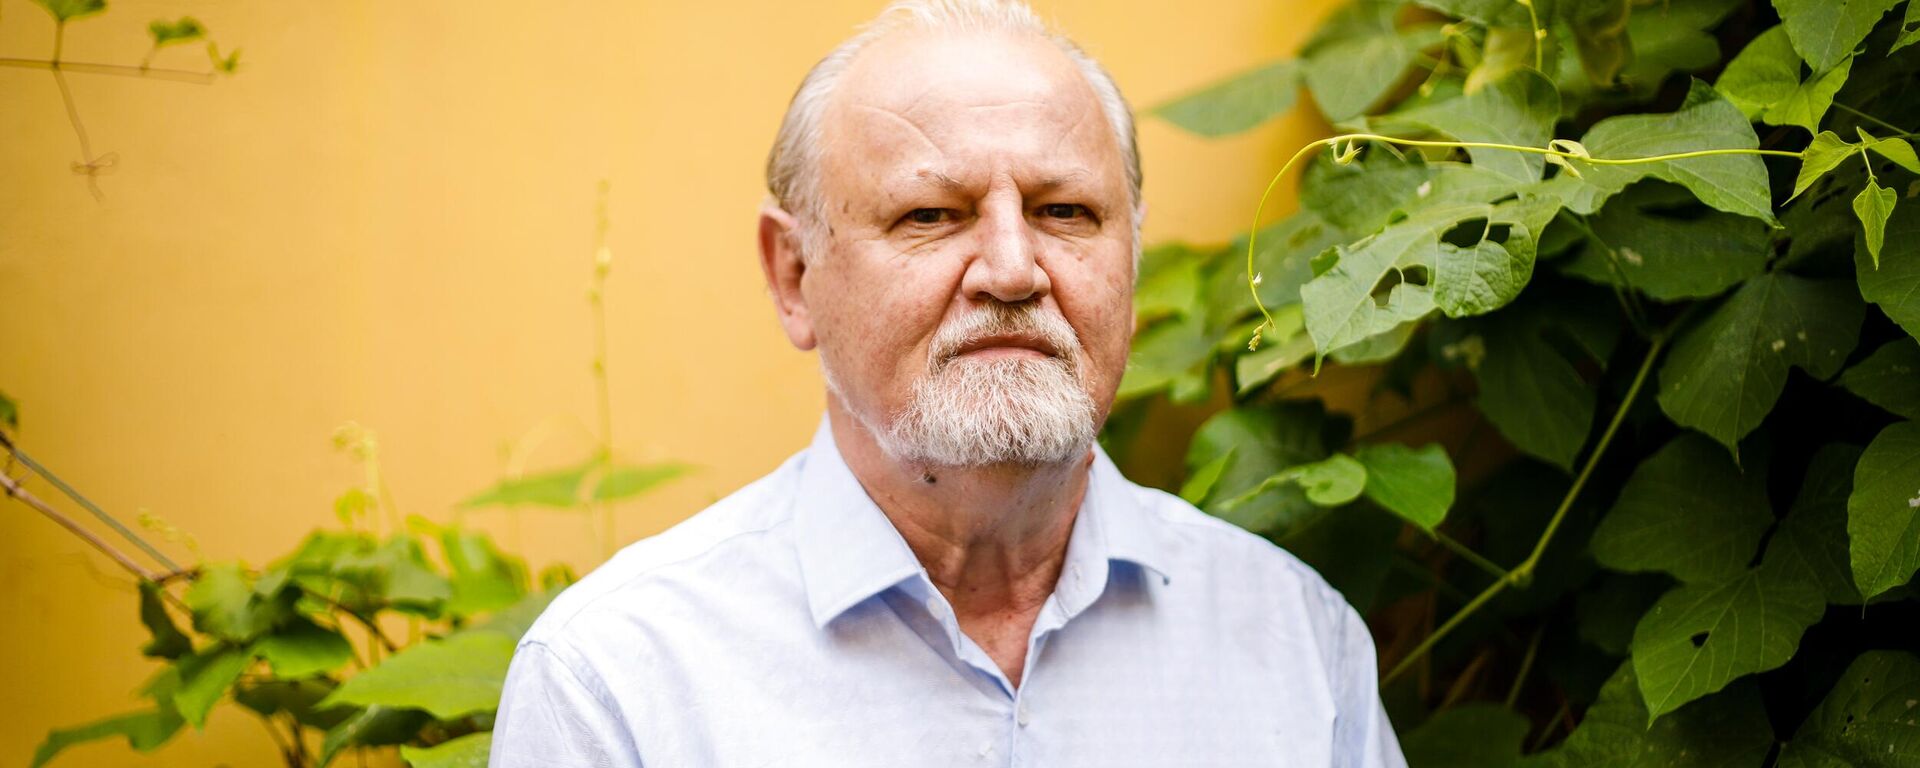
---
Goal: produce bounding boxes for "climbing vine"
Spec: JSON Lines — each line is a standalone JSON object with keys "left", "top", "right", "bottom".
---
{"left": 1112, "top": 0, "right": 1920, "bottom": 762}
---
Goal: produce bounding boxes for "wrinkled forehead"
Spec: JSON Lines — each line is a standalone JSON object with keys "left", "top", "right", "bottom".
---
{"left": 818, "top": 31, "right": 1124, "bottom": 197}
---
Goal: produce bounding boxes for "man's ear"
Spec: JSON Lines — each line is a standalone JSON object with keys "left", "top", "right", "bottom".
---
{"left": 758, "top": 202, "right": 818, "bottom": 351}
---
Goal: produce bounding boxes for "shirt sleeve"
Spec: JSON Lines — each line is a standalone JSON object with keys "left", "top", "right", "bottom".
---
{"left": 490, "top": 640, "right": 641, "bottom": 768}
{"left": 1330, "top": 601, "right": 1409, "bottom": 768}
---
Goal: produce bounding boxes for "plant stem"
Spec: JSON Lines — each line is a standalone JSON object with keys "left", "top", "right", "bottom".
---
{"left": 2, "top": 469, "right": 159, "bottom": 581}
{"left": 3, "top": 441, "right": 182, "bottom": 571}
{"left": 1506, "top": 624, "right": 1544, "bottom": 707}
{"left": 1432, "top": 529, "right": 1508, "bottom": 580}
{"left": 1382, "top": 332, "right": 1665, "bottom": 685}
{"left": 0, "top": 58, "right": 214, "bottom": 83}
{"left": 1833, "top": 103, "right": 1913, "bottom": 136}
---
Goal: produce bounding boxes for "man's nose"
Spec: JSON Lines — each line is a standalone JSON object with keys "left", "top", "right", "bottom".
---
{"left": 961, "top": 200, "right": 1050, "bottom": 303}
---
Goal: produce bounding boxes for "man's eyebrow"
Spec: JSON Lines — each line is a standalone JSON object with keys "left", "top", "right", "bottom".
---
{"left": 907, "top": 169, "right": 964, "bottom": 190}
{"left": 1033, "top": 171, "right": 1089, "bottom": 190}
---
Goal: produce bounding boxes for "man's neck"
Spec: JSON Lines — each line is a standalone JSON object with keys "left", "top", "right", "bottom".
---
{"left": 826, "top": 401, "right": 1090, "bottom": 685}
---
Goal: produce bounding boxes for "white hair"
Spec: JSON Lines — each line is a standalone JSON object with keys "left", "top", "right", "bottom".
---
{"left": 765, "top": 0, "right": 1143, "bottom": 260}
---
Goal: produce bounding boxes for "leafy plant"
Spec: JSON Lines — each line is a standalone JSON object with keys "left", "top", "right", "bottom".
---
{"left": 4, "top": 186, "right": 683, "bottom": 766}
{"left": 1123, "top": 0, "right": 1920, "bottom": 762}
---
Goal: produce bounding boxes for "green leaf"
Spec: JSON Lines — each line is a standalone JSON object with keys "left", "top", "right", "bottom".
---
{"left": 1766, "top": 444, "right": 1869, "bottom": 605}
{"left": 147, "top": 17, "right": 205, "bottom": 47}
{"left": 1291, "top": 454, "right": 1368, "bottom": 506}
{"left": 254, "top": 617, "right": 355, "bottom": 678}
{"left": 1591, "top": 435, "right": 1775, "bottom": 584}
{"left": 1116, "top": 313, "right": 1212, "bottom": 401}
{"left": 402, "top": 732, "right": 494, "bottom": 768}
{"left": 1400, "top": 703, "right": 1527, "bottom": 768}
{"left": 1379, "top": 69, "right": 1561, "bottom": 182}
{"left": 1858, "top": 127, "right": 1920, "bottom": 174}
{"left": 1185, "top": 402, "right": 1339, "bottom": 535}
{"left": 138, "top": 581, "right": 193, "bottom": 660}
{"left": 1776, "top": 650, "right": 1920, "bottom": 767}
{"left": 593, "top": 461, "right": 688, "bottom": 502}
{"left": 185, "top": 562, "right": 287, "bottom": 643}
{"left": 1848, "top": 420, "right": 1920, "bottom": 600}
{"left": 332, "top": 536, "right": 452, "bottom": 612}
{"left": 1179, "top": 448, "right": 1235, "bottom": 505}
{"left": 1411, "top": 0, "right": 1538, "bottom": 27}
{"left": 1853, "top": 177, "right": 1897, "bottom": 267}
{"left": 1896, "top": 0, "right": 1920, "bottom": 54}
{"left": 0, "top": 390, "right": 17, "bottom": 431}
{"left": 1562, "top": 80, "right": 1777, "bottom": 224}
{"left": 1772, "top": 0, "right": 1902, "bottom": 72}
{"left": 319, "top": 631, "right": 517, "bottom": 719}
{"left": 318, "top": 705, "right": 432, "bottom": 768}
{"left": 1656, "top": 272, "right": 1866, "bottom": 456}
{"left": 1717, "top": 26, "right": 1851, "bottom": 133}
{"left": 30, "top": 706, "right": 183, "bottom": 768}
{"left": 1568, "top": 0, "right": 1634, "bottom": 88}
{"left": 1301, "top": 0, "right": 1422, "bottom": 121}
{"left": 1856, "top": 202, "right": 1920, "bottom": 342}
{"left": 461, "top": 464, "right": 591, "bottom": 508}
{"left": 1559, "top": 181, "right": 1772, "bottom": 301}
{"left": 1630, "top": 557, "right": 1824, "bottom": 720}
{"left": 1469, "top": 301, "right": 1598, "bottom": 470}
{"left": 1840, "top": 338, "right": 1920, "bottom": 420}
{"left": 206, "top": 42, "right": 241, "bottom": 74}
{"left": 174, "top": 645, "right": 252, "bottom": 728}
{"left": 1353, "top": 442, "right": 1455, "bottom": 531}
{"left": 31, "top": 0, "right": 105, "bottom": 22}
{"left": 1301, "top": 149, "right": 1434, "bottom": 234}
{"left": 1575, "top": 573, "right": 1670, "bottom": 656}
{"left": 1793, "top": 131, "right": 1859, "bottom": 201}
{"left": 441, "top": 528, "right": 525, "bottom": 617}
{"left": 1151, "top": 60, "right": 1299, "bottom": 137}
{"left": 234, "top": 678, "right": 346, "bottom": 730}
{"left": 1542, "top": 664, "right": 1773, "bottom": 767}
{"left": 1134, "top": 243, "right": 1207, "bottom": 323}
{"left": 469, "top": 589, "right": 557, "bottom": 641}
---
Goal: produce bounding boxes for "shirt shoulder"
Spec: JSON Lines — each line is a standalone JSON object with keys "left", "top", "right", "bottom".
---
{"left": 519, "top": 450, "right": 808, "bottom": 650}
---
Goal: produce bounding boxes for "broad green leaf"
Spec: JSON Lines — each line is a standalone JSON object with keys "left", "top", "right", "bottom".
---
{"left": 138, "top": 581, "right": 192, "bottom": 660}
{"left": 1151, "top": 60, "right": 1299, "bottom": 137}
{"left": 1301, "top": 149, "right": 1434, "bottom": 234}
{"left": 461, "top": 464, "right": 590, "bottom": 508}
{"left": 147, "top": 17, "right": 204, "bottom": 47}
{"left": 1716, "top": 26, "right": 1851, "bottom": 132}
{"left": 1134, "top": 243, "right": 1206, "bottom": 323}
{"left": 1185, "top": 402, "right": 1339, "bottom": 535}
{"left": 1657, "top": 272, "right": 1866, "bottom": 456}
{"left": 1179, "top": 448, "right": 1235, "bottom": 505}
{"left": 1234, "top": 306, "right": 1315, "bottom": 393}
{"left": 1116, "top": 313, "right": 1212, "bottom": 401}
{"left": 233, "top": 678, "right": 344, "bottom": 730}
{"left": 174, "top": 645, "right": 252, "bottom": 728}
{"left": 1469, "top": 301, "right": 1598, "bottom": 470}
{"left": 332, "top": 536, "right": 452, "bottom": 612}
{"left": 1897, "top": 0, "right": 1920, "bottom": 53}
{"left": 1399, "top": 703, "right": 1527, "bottom": 768}
{"left": 1542, "top": 664, "right": 1773, "bottom": 767}
{"left": 1563, "top": 80, "right": 1776, "bottom": 224}
{"left": 1629, "top": 557, "right": 1824, "bottom": 720}
{"left": 1559, "top": 181, "right": 1771, "bottom": 301}
{"left": 1328, "top": 319, "right": 1419, "bottom": 365}
{"left": 402, "top": 732, "right": 494, "bottom": 768}
{"left": 1575, "top": 573, "right": 1670, "bottom": 656}
{"left": 1353, "top": 442, "right": 1455, "bottom": 531}
{"left": 254, "top": 617, "right": 355, "bottom": 678}
{"left": 1226, "top": 212, "right": 1347, "bottom": 326}
{"left": 1411, "top": 0, "right": 1541, "bottom": 27}
{"left": 185, "top": 562, "right": 286, "bottom": 642}
{"left": 1840, "top": 338, "right": 1920, "bottom": 420}
{"left": 318, "top": 705, "right": 432, "bottom": 768}
{"left": 1290, "top": 454, "right": 1368, "bottom": 506}
{"left": 470, "top": 589, "right": 558, "bottom": 641}
{"left": 1772, "top": 0, "right": 1901, "bottom": 72}
{"left": 1431, "top": 228, "right": 1533, "bottom": 317}
{"left": 31, "top": 0, "right": 104, "bottom": 22}
{"left": 442, "top": 529, "right": 525, "bottom": 617}
{"left": 1776, "top": 650, "right": 1920, "bottom": 767}
{"left": 1300, "top": 206, "right": 1461, "bottom": 361}
{"left": 593, "top": 462, "right": 687, "bottom": 502}
{"left": 1848, "top": 421, "right": 1920, "bottom": 600}
{"left": 1766, "top": 444, "right": 1868, "bottom": 605}
{"left": 1379, "top": 69, "right": 1561, "bottom": 182}
{"left": 30, "top": 706, "right": 183, "bottom": 768}
{"left": 1856, "top": 202, "right": 1920, "bottom": 341}
{"left": 1591, "top": 435, "right": 1774, "bottom": 584}
{"left": 319, "top": 631, "right": 517, "bottom": 719}
{"left": 1301, "top": 0, "right": 1424, "bottom": 121}
{"left": 1853, "top": 177, "right": 1896, "bottom": 267}
{"left": 1793, "top": 131, "right": 1858, "bottom": 201}
{"left": 1466, "top": 26, "right": 1536, "bottom": 95}
{"left": 1858, "top": 128, "right": 1920, "bottom": 173}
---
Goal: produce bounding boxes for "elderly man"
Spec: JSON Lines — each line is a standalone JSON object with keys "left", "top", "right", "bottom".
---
{"left": 491, "top": 1, "right": 1404, "bottom": 765}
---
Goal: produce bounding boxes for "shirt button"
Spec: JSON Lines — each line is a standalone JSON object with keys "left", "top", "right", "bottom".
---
{"left": 1071, "top": 564, "right": 1083, "bottom": 583}
{"left": 1016, "top": 703, "right": 1032, "bottom": 727}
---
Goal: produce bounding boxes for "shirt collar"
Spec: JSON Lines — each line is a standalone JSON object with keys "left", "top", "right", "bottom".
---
{"left": 792, "top": 417, "right": 1173, "bottom": 629}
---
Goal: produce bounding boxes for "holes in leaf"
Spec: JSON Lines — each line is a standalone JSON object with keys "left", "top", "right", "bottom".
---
{"left": 1690, "top": 631, "right": 1709, "bottom": 648}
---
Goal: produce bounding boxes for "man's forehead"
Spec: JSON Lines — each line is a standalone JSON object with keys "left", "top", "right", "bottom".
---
{"left": 837, "top": 30, "right": 1092, "bottom": 117}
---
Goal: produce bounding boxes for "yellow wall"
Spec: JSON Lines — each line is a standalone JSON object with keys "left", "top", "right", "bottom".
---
{"left": 0, "top": 0, "right": 1336, "bottom": 764}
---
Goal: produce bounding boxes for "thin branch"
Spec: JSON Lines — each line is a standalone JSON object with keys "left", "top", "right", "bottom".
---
{"left": 2, "top": 469, "right": 158, "bottom": 581}
{"left": 1833, "top": 103, "right": 1913, "bottom": 136}
{"left": 298, "top": 587, "right": 399, "bottom": 653}
{"left": 0, "top": 57, "right": 215, "bottom": 84}
{"left": 4, "top": 442, "right": 182, "bottom": 571}
{"left": 1432, "top": 529, "right": 1509, "bottom": 581}
{"left": 1506, "top": 624, "right": 1545, "bottom": 707}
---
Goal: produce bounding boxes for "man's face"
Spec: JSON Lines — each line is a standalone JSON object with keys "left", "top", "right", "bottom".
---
{"left": 797, "top": 30, "right": 1137, "bottom": 466}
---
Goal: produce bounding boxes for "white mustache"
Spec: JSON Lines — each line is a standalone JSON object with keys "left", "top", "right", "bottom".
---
{"left": 928, "top": 302, "right": 1082, "bottom": 372}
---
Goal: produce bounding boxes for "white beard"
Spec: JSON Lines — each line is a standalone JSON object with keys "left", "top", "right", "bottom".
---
{"left": 827, "top": 302, "right": 1098, "bottom": 467}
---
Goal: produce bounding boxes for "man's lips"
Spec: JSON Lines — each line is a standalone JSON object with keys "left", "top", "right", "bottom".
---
{"left": 950, "top": 333, "right": 1060, "bottom": 360}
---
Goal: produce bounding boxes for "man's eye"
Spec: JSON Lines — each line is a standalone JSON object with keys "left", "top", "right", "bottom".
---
{"left": 905, "top": 208, "right": 949, "bottom": 225}
{"left": 1041, "top": 204, "right": 1088, "bottom": 220}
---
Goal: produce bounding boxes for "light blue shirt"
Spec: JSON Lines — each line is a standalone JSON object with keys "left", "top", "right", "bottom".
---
{"left": 491, "top": 420, "right": 1406, "bottom": 767}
